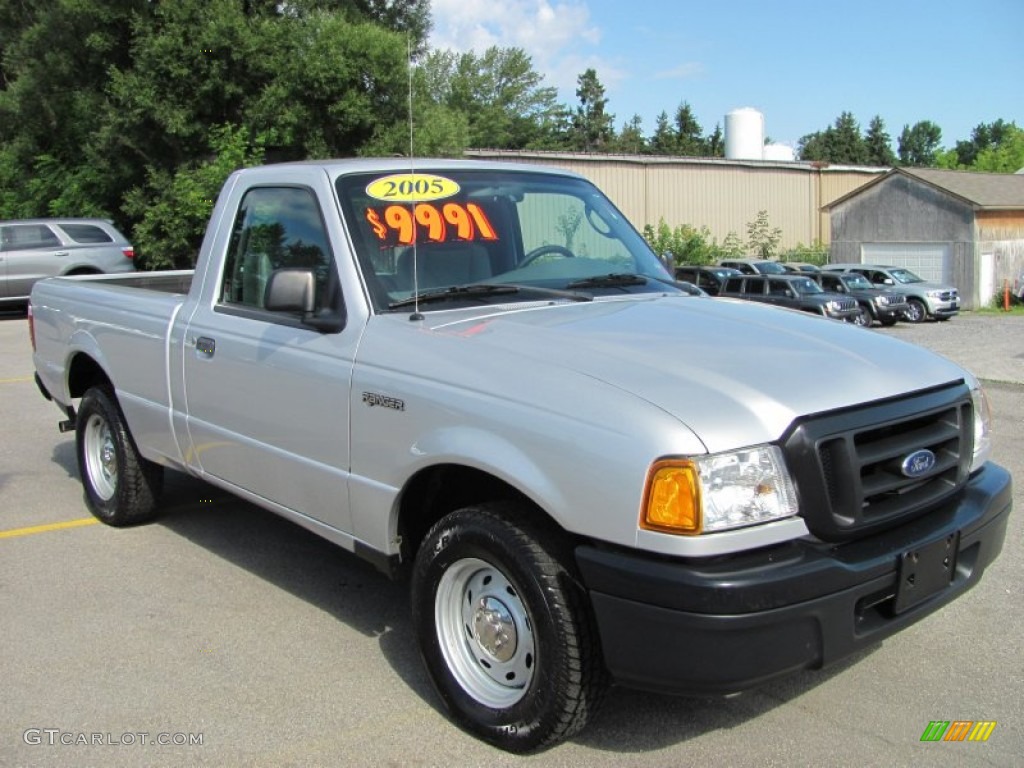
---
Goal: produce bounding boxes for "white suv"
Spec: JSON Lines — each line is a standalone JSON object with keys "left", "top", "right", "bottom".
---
{"left": 1, "top": 218, "right": 135, "bottom": 306}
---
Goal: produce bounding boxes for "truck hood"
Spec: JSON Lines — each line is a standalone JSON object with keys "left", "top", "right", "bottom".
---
{"left": 424, "top": 296, "right": 969, "bottom": 453}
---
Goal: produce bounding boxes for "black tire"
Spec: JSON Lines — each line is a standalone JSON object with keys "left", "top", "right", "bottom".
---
{"left": 76, "top": 386, "right": 163, "bottom": 526}
{"left": 851, "top": 305, "right": 872, "bottom": 327}
{"left": 904, "top": 298, "right": 927, "bottom": 323}
{"left": 411, "top": 503, "right": 607, "bottom": 753}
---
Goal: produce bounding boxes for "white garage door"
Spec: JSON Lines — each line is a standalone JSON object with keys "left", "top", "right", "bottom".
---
{"left": 860, "top": 243, "right": 952, "bottom": 283}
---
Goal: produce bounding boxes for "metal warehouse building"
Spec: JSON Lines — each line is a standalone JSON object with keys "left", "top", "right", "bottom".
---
{"left": 465, "top": 149, "right": 885, "bottom": 250}
{"left": 827, "top": 168, "right": 1024, "bottom": 310}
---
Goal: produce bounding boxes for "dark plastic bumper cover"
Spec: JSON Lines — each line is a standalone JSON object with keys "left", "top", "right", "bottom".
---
{"left": 576, "top": 462, "right": 1012, "bottom": 696}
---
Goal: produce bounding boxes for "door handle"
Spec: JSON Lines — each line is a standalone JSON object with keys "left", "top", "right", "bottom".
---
{"left": 195, "top": 336, "right": 216, "bottom": 356}
{"left": 53, "top": 251, "right": 70, "bottom": 257}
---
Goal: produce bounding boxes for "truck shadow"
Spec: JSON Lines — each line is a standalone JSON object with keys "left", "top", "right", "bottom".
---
{"left": 152, "top": 469, "right": 880, "bottom": 753}
{"left": 153, "top": 471, "right": 436, "bottom": 703}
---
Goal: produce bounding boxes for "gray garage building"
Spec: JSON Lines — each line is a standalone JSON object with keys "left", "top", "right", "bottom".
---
{"left": 827, "top": 168, "right": 1024, "bottom": 310}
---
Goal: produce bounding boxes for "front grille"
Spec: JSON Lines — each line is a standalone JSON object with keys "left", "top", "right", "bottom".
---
{"left": 939, "top": 290, "right": 959, "bottom": 301}
{"left": 782, "top": 383, "right": 973, "bottom": 541}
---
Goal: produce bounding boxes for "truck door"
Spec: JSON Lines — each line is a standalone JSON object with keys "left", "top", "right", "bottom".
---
{"left": 181, "top": 182, "right": 356, "bottom": 535}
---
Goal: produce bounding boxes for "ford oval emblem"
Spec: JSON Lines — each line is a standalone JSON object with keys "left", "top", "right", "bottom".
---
{"left": 901, "top": 449, "right": 937, "bottom": 478}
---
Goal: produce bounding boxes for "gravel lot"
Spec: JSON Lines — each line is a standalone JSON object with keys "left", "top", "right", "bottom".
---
{"left": 874, "top": 313, "right": 1024, "bottom": 386}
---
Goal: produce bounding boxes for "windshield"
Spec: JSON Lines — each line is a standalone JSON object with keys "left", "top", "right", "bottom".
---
{"left": 758, "top": 261, "right": 788, "bottom": 274}
{"left": 335, "top": 168, "right": 677, "bottom": 311}
{"left": 889, "top": 268, "right": 924, "bottom": 284}
{"left": 842, "top": 274, "right": 872, "bottom": 290}
{"left": 792, "top": 278, "right": 824, "bottom": 295}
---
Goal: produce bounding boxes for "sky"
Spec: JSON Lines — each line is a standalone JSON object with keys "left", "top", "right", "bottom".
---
{"left": 428, "top": 0, "right": 1024, "bottom": 151}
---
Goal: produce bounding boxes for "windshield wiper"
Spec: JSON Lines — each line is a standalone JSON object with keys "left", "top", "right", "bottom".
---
{"left": 565, "top": 273, "right": 648, "bottom": 290}
{"left": 389, "top": 282, "right": 595, "bottom": 310}
{"left": 388, "top": 283, "right": 520, "bottom": 309}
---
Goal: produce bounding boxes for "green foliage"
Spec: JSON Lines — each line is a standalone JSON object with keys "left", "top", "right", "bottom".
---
{"left": 781, "top": 241, "right": 829, "bottom": 266}
{"left": 898, "top": 121, "right": 942, "bottom": 166}
{"left": 641, "top": 218, "right": 739, "bottom": 265}
{"left": 124, "top": 125, "right": 264, "bottom": 270}
{"left": 864, "top": 115, "right": 897, "bottom": 166}
{"left": 746, "top": 210, "right": 782, "bottom": 259}
{"left": 798, "top": 112, "right": 868, "bottom": 164}
{"left": 571, "top": 68, "right": 615, "bottom": 151}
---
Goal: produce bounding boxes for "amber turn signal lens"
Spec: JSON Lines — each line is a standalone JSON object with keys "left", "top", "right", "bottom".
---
{"left": 640, "top": 461, "right": 701, "bottom": 534}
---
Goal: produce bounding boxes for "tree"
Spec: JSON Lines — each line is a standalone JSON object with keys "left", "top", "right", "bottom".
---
{"left": 570, "top": 68, "right": 614, "bottom": 151}
{"left": 898, "top": 121, "right": 942, "bottom": 166}
{"left": 706, "top": 123, "right": 724, "bottom": 157}
{"left": 798, "top": 112, "right": 870, "bottom": 164}
{"left": 746, "top": 210, "right": 781, "bottom": 259}
{"left": 952, "top": 119, "right": 1011, "bottom": 167}
{"left": 650, "top": 111, "right": 675, "bottom": 155}
{"left": 612, "top": 114, "right": 647, "bottom": 154}
{"left": 864, "top": 115, "right": 896, "bottom": 166}
{"left": 673, "top": 101, "right": 704, "bottom": 156}
{"left": 0, "top": 0, "right": 424, "bottom": 263}
{"left": 972, "top": 125, "right": 1024, "bottom": 172}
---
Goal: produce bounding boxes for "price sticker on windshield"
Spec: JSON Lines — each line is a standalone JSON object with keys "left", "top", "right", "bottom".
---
{"left": 366, "top": 173, "right": 460, "bottom": 203}
{"left": 365, "top": 203, "right": 498, "bottom": 246}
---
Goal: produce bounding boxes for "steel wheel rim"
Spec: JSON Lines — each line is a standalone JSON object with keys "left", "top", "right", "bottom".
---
{"left": 83, "top": 413, "right": 117, "bottom": 500}
{"left": 435, "top": 557, "right": 535, "bottom": 708}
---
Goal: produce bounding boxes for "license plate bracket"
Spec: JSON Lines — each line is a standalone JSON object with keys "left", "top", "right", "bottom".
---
{"left": 894, "top": 532, "right": 959, "bottom": 614}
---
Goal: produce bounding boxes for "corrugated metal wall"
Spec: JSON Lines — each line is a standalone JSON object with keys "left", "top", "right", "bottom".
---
{"left": 465, "top": 150, "right": 882, "bottom": 250}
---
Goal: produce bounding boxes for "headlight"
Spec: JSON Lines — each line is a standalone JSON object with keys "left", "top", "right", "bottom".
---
{"left": 927, "top": 290, "right": 945, "bottom": 298}
{"left": 826, "top": 300, "right": 841, "bottom": 312}
{"left": 641, "top": 445, "right": 798, "bottom": 535}
{"left": 970, "top": 385, "right": 993, "bottom": 472}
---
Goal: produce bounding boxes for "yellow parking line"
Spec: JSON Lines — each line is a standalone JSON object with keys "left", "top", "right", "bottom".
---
{"left": 0, "top": 517, "right": 99, "bottom": 539}
{"left": 0, "top": 376, "right": 33, "bottom": 384}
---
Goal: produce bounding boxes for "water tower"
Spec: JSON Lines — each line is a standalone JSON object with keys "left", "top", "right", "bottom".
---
{"left": 724, "top": 107, "right": 765, "bottom": 160}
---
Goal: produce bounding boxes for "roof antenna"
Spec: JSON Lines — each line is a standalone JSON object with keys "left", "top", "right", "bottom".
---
{"left": 407, "top": 33, "right": 424, "bottom": 322}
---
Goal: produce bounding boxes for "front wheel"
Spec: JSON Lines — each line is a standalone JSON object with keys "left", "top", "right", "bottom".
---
{"left": 411, "top": 503, "right": 607, "bottom": 753}
{"left": 76, "top": 386, "right": 163, "bottom": 526}
{"left": 851, "top": 305, "right": 872, "bottom": 327}
{"left": 903, "top": 298, "right": 927, "bottom": 323}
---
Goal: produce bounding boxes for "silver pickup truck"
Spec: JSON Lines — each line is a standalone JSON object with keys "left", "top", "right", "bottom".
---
{"left": 29, "top": 159, "right": 1012, "bottom": 753}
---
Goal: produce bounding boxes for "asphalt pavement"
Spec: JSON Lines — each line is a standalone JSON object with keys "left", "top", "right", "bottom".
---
{"left": 1, "top": 310, "right": 1021, "bottom": 767}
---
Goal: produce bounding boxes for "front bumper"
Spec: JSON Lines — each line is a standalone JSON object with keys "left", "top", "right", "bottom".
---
{"left": 925, "top": 296, "right": 960, "bottom": 318}
{"left": 576, "top": 462, "right": 1011, "bottom": 696}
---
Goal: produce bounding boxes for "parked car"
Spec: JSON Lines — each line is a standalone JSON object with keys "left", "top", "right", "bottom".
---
{"left": 781, "top": 261, "right": 822, "bottom": 275}
{"left": 718, "top": 258, "right": 788, "bottom": 275}
{"left": 827, "top": 263, "right": 959, "bottom": 323}
{"left": 816, "top": 271, "right": 910, "bottom": 327}
{"left": 0, "top": 218, "right": 135, "bottom": 306}
{"left": 674, "top": 265, "right": 741, "bottom": 296}
{"left": 719, "top": 273, "right": 861, "bottom": 321}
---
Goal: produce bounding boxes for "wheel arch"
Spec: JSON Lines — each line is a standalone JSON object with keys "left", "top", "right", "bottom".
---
{"left": 66, "top": 350, "right": 113, "bottom": 399}
{"left": 394, "top": 463, "right": 567, "bottom": 576}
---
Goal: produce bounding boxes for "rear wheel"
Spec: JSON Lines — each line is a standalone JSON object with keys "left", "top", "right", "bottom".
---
{"left": 76, "top": 386, "right": 163, "bottom": 526}
{"left": 904, "top": 298, "right": 927, "bottom": 323}
{"left": 411, "top": 503, "right": 607, "bottom": 753}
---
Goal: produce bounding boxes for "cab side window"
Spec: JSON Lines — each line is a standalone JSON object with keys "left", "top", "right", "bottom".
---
{"left": 221, "top": 187, "right": 334, "bottom": 312}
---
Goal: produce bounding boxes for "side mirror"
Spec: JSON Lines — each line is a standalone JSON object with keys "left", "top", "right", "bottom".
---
{"left": 265, "top": 268, "right": 316, "bottom": 313}
{"left": 265, "top": 268, "right": 345, "bottom": 333}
